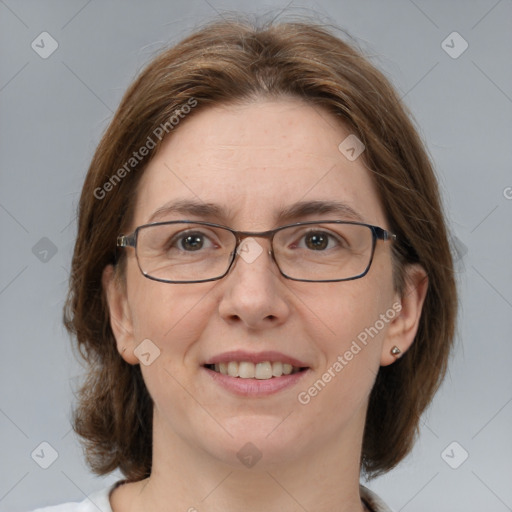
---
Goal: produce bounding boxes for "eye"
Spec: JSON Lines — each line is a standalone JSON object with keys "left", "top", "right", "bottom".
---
{"left": 180, "top": 233, "right": 205, "bottom": 251}
{"left": 170, "top": 231, "right": 217, "bottom": 252}
{"left": 298, "top": 230, "right": 343, "bottom": 251}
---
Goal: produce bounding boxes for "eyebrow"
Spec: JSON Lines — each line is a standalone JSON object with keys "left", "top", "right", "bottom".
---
{"left": 146, "top": 198, "right": 365, "bottom": 225}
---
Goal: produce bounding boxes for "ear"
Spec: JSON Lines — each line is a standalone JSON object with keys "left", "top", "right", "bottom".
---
{"left": 102, "top": 264, "right": 139, "bottom": 365}
{"left": 380, "top": 264, "right": 428, "bottom": 366}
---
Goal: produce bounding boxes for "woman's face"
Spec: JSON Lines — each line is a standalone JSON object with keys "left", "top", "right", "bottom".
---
{"left": 107, "top": 97, "right": 409, "bottom": 469}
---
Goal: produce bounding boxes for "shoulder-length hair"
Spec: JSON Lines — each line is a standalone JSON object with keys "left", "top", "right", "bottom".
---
{"left": 64, "top": 15, "right": 457, "bottom": 481}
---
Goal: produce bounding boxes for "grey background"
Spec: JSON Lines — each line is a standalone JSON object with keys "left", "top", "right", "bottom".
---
{"left": 1, "top": 0, "right": 511, "bottom": 511}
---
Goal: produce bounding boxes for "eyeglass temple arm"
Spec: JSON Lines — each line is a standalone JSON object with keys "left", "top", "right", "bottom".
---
{"left": 117, "top": 234, "right": 136, "bottom": 248}
{"left": 375, "top": 227, "right": 397, "bottom": 242}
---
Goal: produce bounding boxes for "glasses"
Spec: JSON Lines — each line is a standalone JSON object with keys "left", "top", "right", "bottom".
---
{"left": 117, "top": 220, "right": 396, "bottom": 284}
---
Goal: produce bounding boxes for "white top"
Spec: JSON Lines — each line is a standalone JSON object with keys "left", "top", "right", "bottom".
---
{"left": 30, "top": 482, "right": 394, "bottom": 512}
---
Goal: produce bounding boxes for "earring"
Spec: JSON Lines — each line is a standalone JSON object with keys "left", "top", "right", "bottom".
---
{"left": 391, "top": 346, "right": 401, "bottom": 357}
{"left": 122, "top": 347, "right": 127, "bottom": 353}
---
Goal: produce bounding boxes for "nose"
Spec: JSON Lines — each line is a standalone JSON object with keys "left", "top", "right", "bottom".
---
{"left": 217, "top": 237, "right": 291, "bottom": 330}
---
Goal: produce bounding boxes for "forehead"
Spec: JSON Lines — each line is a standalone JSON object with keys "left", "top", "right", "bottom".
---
{"left": 133, "top": 98, "right": 386, "bottom": 229}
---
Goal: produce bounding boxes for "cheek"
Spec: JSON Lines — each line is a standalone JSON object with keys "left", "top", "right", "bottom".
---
{"left": 127, "top": 276, "right": 219, "bottom": 414}
{"left": 301, "top": 271, "right": 391, "bottom": 351}
{"left": 126, "top": 262, "right": 222, "bottom": 400}
{"left": 128, "top": 274, "right": 216, "bottom": 354}
{"left": 297, "top": 272, "right": 394, "bottom": 406}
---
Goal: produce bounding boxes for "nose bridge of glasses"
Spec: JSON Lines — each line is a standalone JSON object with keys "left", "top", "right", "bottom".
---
{"left": 234, "top": 226, "right": 274, "bottom": 243}
{"left": 234, "top": 229, "right": 275, "bottom": 260}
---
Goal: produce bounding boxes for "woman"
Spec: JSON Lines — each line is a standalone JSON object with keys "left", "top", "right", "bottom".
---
{"left": 33, "top": 15, "right": 457, "bottom": 512}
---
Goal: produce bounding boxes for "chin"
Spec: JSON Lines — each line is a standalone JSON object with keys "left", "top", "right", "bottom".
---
{"left": 204, "top": 416, "right": 307, "bottom": 469}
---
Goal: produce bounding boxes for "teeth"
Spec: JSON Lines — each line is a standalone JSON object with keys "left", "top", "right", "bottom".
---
{"left": 239, "top": 362, "right": 255, "bottom": 378}
{"left": 255, "top": 362, "right": 273, "bottom": 380}
{"left": 209, "top": 361, "right": 303, "bottom": 379}
{"left": 227, "top": 361, "right": 238, "bottom": 377}
{"left": 272, "top": 361, "right": 283, "bottom": 377}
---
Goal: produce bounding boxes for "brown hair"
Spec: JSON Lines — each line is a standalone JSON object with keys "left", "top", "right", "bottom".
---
{"left": 64, "top": 15, "right": 457, "bottom": 480}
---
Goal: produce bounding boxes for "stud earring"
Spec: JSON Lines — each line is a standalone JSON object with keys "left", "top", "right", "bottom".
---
{"left": 390, "top": 346, "right": 401, "bottom": 357}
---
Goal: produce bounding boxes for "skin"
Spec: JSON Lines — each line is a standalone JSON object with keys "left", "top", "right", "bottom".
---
{"left": 103, "top": 97, "right": 428, "bottom": 512}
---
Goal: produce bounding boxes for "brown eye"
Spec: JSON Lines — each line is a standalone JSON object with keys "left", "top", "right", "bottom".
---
{"left": 180, "top": 233, "right": 204, "bottom": 251}
{"left": 304, "top": 232, "right": 329, "bottom": 250}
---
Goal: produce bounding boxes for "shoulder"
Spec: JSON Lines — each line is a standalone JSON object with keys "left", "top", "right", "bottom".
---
{"left": 360, "top": 485, "right": 395, "bottom": 512}
{"left": 28, "top": 482, "right": 120, "bottom": 512}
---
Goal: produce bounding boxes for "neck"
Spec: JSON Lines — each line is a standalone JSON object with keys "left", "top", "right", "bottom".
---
{"left": 115, "top": 409, "right": 368, "bottom": 512}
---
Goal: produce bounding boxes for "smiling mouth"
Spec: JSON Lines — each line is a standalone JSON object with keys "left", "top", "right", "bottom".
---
{"left": 204, "top": 361, "right": 308, "bottom": 380}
